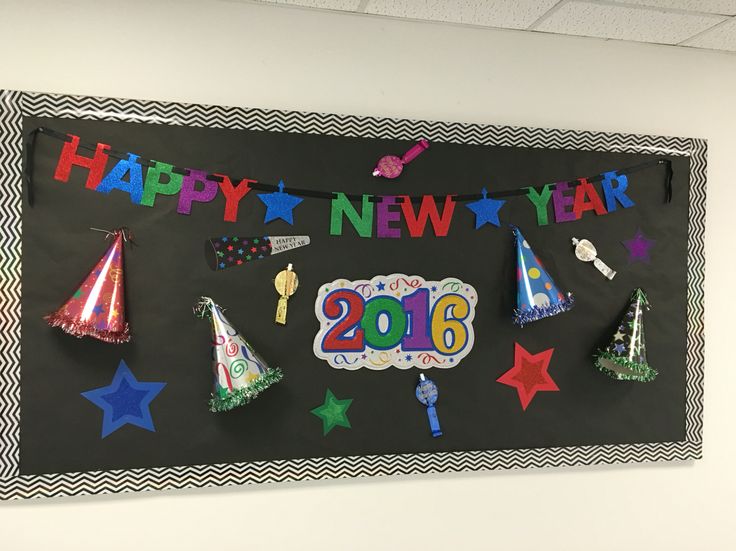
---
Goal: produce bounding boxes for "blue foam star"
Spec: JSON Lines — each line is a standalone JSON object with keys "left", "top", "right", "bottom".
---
{"left": 81, "top": 359, "right": 166, "bottom": 438}
{"left": 92, "top": 303, "right": 105, "bottom": 316}
{"left": 614, "top": 343, "right": 626, "bottom": 354}
{"left": 376, "top": 282, "right": 386, "bottom": 291}
{"left": 465, "top": 187, "right": 505, "bottom": 229}
{"left": 257, "top": 180, "right": 303, "bottom": 225}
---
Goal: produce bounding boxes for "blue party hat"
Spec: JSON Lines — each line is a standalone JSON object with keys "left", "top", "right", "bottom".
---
{"left": 512, "top": 226, "right": 574, "bottom": 326}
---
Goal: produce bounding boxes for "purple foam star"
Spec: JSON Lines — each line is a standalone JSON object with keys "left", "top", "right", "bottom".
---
{"left": 622, "top": 229, "right": 655, "bottom": 263}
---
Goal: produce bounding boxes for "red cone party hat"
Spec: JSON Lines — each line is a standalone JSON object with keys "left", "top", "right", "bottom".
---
{"left": 44, "top": 228, "right": 131, "bottom": 343}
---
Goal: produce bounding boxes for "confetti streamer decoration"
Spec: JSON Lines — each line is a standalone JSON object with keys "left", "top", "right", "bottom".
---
{"left": 194, "top": 297, "right": 283, "bottom": 412}
{"left": 594, "top": 288, "right": 657, "bottom": 382}
{"left": 372, "top": 139, "right": 429, "bottom": 179}
{"left": 415, "top": 373, "right": 442, "bottom": 437}
{"left": 512, "top": 225, "right": 574, "bottom": 326}
{"left": 44, "top": 227, "right": 131, "bottom": 343}
{"left": 206, "top": 235, "right": 310, "bottom": 271}
{"left": 257, "top": 179, "right": 303, "bottom": 225}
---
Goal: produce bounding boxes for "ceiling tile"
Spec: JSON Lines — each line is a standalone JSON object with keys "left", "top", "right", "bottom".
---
{"left": 536, "top": 1, "right": 726, "bottom": 44}
{"left": 259, "top": 0, "right": 362, "bottom": 10}
{"left": 364, "top": 0, "right": 560, "bottom": 30}
{"left": 682, "top": 17, "right": 736, "bottom": 50}
{"left": 620, "top": 1, "right": 736, "bottom": 16}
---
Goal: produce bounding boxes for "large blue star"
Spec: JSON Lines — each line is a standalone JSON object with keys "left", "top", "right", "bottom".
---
{"left": 81, "top": 359, "right": 166, "bottom": 438}
{"left": 257, "top": 180, "right": 303, "bottom": 225}
{"left": 465, "top": 187, "right": 505, "bottom": 229}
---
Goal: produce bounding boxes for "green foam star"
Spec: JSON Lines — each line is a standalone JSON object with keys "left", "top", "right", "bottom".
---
{"left": 311, "top": 388, "right": 352, "bottom": 435}
{"left": 72, "top": 287, "right": 84, "bottom": 299}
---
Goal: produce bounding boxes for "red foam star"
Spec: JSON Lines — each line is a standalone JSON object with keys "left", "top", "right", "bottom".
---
{"left": 497, "top": 342, "right": 558, "bottom": 410}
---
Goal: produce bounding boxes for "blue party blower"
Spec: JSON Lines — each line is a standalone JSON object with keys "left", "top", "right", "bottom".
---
{"left": 416, "top": 373, "right": 442, "bottom": 438}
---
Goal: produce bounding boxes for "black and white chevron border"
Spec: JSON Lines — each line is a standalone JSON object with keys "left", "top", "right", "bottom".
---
{"left": 0, "top": 90, "right": 705, "bottom": 500}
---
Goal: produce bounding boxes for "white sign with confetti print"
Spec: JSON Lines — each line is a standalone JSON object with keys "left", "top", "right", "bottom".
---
{"left": 313, "top": 274, "right": 477, "bottom": 370}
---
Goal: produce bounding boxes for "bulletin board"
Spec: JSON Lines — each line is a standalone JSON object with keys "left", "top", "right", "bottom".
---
{"left": 0, "top": 90, "right": 705, "bottom": 499}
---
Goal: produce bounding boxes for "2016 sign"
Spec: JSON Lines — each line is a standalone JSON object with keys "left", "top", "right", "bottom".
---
{"left": 313, "top": 274, "right": 478, "bottom": 370}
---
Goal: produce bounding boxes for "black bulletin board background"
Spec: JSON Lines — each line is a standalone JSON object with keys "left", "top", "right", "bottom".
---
{"left": 19, "top": 116, "right": 689, "bottom": 476}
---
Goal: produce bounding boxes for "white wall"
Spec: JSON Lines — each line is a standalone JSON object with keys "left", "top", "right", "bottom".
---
{"left": 1, "top": 1, "right": 734, "bottom": 549}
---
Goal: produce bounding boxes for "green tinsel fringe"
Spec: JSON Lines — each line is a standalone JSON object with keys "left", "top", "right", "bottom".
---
{"left": 594, "top": 350, "right": 657, "bottom": 383}
{"left": 209, "top": 367, "right": 283, "bottom": 412}
{"left": 194, "top": 296, "right": 216, "bottom": 320}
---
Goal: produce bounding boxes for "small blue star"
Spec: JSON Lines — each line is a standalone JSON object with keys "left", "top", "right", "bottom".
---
{"left": 81, "top": 359, "right": 166, "bottom": 438}
{"left": 222, "top": 237, "right": 229, "bottom": 242}
{"left": 614, "top": 343, "right": 626, "bottom": 354}
{"left": 405, "top": 354, "right": 412, "bottom": 361}
{"left": 219, "top": 262, "right": 226, "bottom": 269}
{"left": 257, "top": 180, "right": 303, "bottom": 225}
{"left": 376, "top": 282, "right": 386, "bottom": 291}
{"left": 465, "top": 187, "right": 505, "bottom": 229}
{"left": 431, "top": 286, "right": 437, "bottom": 292}
{"left": 92, "top": 303, "right": 105, "bottom": 316}
{"left": 237, "top": 248, "right": 244, "bottom": 255}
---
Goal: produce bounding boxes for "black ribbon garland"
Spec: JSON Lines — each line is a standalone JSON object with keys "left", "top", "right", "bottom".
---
{"left": 25, "top": 126, "right": 673, "bottom": 208}
{"left": 23, "top": 128, "right": 41, "bottom": 208}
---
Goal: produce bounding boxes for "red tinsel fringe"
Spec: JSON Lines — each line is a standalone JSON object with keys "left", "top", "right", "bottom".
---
{"left": 44, "top": 312, "right": 130, "bottom": 344}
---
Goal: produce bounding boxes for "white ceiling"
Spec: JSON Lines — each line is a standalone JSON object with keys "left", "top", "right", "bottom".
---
{"left": 251, "top": 0, "right": 736, "bottom": 52}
